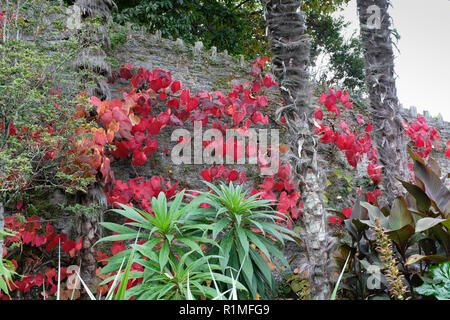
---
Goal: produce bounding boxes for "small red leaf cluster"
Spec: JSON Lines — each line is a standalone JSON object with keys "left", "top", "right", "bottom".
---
{"left": 329, "top": 207, "right": 352, "bottom": 225}
{"left": 201, "top": 166, "right": 247, "bottom": 184}
{"left": 105, "top": 176, "right": 178, "bottom": 213}
{"left": 403, "top": 115, "right": 440, "bottom": 158}
{"left": 248, "top": 162, "right": 301, "bottom": 229}
{"left": 315, "top": 88, "right": 382, "bottom": 184}
{"left": 0, "top": 213, "right": 82, "bottom": 300}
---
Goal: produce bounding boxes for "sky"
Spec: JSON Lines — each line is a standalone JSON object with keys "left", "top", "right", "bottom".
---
{"left": 336, "top": 0, "right": 450, "bottom": 121}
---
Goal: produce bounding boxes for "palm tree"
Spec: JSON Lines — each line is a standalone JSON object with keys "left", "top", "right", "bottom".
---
{"left": 264, "top": 0, "right": 334, "bottom": 300}
{"left": 356, "top": 0, "right": 410, "bottom": 204}
{"left": 73, "top": 0, "right": 116, "bottom": 286}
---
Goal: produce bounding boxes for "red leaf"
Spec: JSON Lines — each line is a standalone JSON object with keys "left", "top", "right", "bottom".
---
{"left": 273, "top": 181, "right": 284, "bottom": 191}
{"left": 228, "top": 170, "right": 239, "bottom": 182}
{"left": 201, "top": 169, "right": 212, "bottom": 182}
{"left": 45, "top": 267, "right": 56, "bottom": 286}
{"left": 143, "top": 139, "right": 159, "bottom": 157}
{"left": 313, "top": 108, "right": 323, "bottom": 120}
{"left": 132, "top": 149, "right": 148, "bottom": 166}
{"left": 171, "top": 81, "right": 182, "bottom": 93}
{"left": 257, "top": 96, "right": 268, "bottom": 107}
{"left": 22, "top": 231, "right": 34, "bottom": 245}
{"left": 233, "top": 111, "right": 245, "bottom": 124}
{"left": 251, "top": 81, "right": 261, "bottom": 93}
{"left": 239, "top": 172, "right": 247, "bottom": 184}
{"left": 34, "top": 234, "right": 47, "bottom": 247}
{"left": 167, "top": 98, "right": 180, "bottom": 109}
{"left": 329, "top": 216, "right": 337, "bottom": 225}
{"left": 34, "top": 273, "right": 45, "bottom": 287}
{"left": 343, "top": 208, "right": 352, "bottom": 219}
{"left": 75, "top": 239, "right": 82, "bottom": 251}
{"left": 111, "top": 241, "right": 125, "bottom": 255}
{"left": 90, "top": 96, "right": 101, "bottom": 107}
{"left": 131, "top": 77, "right": 137, "bottom": 89}
{"left": 62, "top": 240, "right": 76, "bottom": 254}
{"left": 159, "top": 91, "right": 167, "bottom": 101}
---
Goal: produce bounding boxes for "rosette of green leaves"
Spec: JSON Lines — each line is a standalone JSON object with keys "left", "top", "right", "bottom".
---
{"left": 96, "top": 190, "right": 245, "bottom": 299}
{"left": 198, "top": 181, "right": 296, "bottom": 299}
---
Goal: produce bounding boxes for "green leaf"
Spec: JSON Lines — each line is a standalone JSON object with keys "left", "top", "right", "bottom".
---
{"left": 398, "top": 179, "right": 431, "bottom": 212}
{"left": 388, "top": 197, "right": 414, "bottom": 231}
{"left": 110, "top": 204, "right": 148, "bottom": 225}
{"left": 212, "top": 218, "right": 230, "bottom": 240}
{"left": 159, "top": 240, "right": 170, "bottom": 271}
{"left": 248, "top": 248, "right": 274, "bottom": 290}
{"left": 412, "top": 156, "right": 450, "bottom": 215}
{"left": 360, "top": 202, "right": 388, "bottom": 229}
{"left": 415, "top": 218, "right": 448, "bottom": 233}
{"left": 415, "top": 261, "right": 450, "bottom": 299}
{"left": 99, "top": 222, "right": 137, "bottom": 235}
{"left": 387, "top": 224, "right": 415, "bottom": 254}
{"left": 236, "top": 226, "right": 249, "bottom": 255}
{"left": 219, "top": 232, "right": 233, "bottom": 271}
{"left": 405, "top": 254, "right": 449, "bottom": 266}
{"left": 331, "top": 253, "right": 351, "bottom": 300}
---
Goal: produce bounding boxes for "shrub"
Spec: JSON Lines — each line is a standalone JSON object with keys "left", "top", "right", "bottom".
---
{"left": 97, "top": 190, "right": 246, "bottom": 300}
{"left": 199, "top": 181, "right": 296, "bottom": 299}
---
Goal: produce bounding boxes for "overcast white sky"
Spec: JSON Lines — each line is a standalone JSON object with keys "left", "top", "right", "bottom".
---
{"left": 337, "top": 0, "right": 450, "bottom": 120}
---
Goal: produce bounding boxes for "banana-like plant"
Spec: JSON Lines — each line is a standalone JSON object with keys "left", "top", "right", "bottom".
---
{"left": 334, "top": 150, "right": 449, "bottom": 299}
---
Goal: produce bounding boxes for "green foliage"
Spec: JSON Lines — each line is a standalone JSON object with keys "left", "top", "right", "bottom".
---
{"left": 200, "top": 182, "right": 296, "bottom": 299}
{"left": 108, "top": 24, "right": 128, "bottom": 51}
{"left": 97, "top": 191, "right": 245, "bottom": 300}
{"left": 335, "top": 151, "right": 450, "bottom": 299}
{"left": 97, "top": 182, "right": 295, "bottom": 300}
{"left": 0, "top": 0, "right": 99, "bottom": 206}
{"left": 415, "top": 262, "right": 450, "bottom": 300}
{"left": 114, "top": 0, "right": 266, "bottom": 58}
{"left": 0, "top": 228, "right": 19, "bottom": 297}
{"left": 307, "top": 9, "right": 366, "bottom": 94}
{"left": 0, "top": 258, "right": 18, "bottom": 297}
{"left": 112, "top": 0, "right": 360, "bottom": 71}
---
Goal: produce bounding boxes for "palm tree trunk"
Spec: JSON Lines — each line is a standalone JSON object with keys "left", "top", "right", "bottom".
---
{"left": 0, "top": 202, "right": 4, "bottom": 259}
{"left": 77, "top": 184, "right": 108, "bottom": 285}
{"left": 265, "top": 0, "right": 333, "bottom": 300}
{"left": 73, "top": 0, "right": 115, "bottom": 287}
{"left": 356, "top": 0, "right": 411, "bottom": 205}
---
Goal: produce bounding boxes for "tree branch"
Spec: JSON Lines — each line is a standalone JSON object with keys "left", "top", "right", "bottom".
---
{"left": 233, "top": 0, "right": 253, "bottom": 11}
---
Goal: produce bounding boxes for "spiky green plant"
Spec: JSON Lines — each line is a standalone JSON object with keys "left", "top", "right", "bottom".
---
{"left": 95, "top": 190, "right": 245, "bottom": 300}
{"left": 199, "top": 181, "right": 296, "bottom": 299}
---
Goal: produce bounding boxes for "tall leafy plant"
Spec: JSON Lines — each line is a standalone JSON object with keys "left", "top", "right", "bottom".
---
{"left": 199, "top": 181, "right": 296, "bottom": 299}
{"left": 334, "top": 150, "right": 450, "bottom": 299}
{"left": 96, "top": 190, "right": 245, "bottom": 300}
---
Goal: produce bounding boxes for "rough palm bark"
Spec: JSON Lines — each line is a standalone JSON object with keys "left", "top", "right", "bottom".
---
{"left": 356, "top": 0, "right": 410, "bottom": 204}
{"left": 76, "top": 184, "right": 108, "bottom": 285}
{"left": 75, "top": 0, "right": 117, "bottom": 20}
{"left": 0, "top": 202, "right": 4, "bottom": 260}
{"left": 73, "top": 0, "right": 117, "bottom": 100}
{"left": 265, "top": 0, "right": 334, "bottom": 300}
{"left": 72, "top": 0, "right": 116, "bottom": 285}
